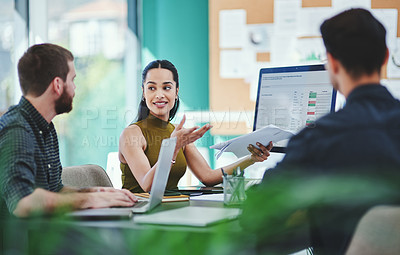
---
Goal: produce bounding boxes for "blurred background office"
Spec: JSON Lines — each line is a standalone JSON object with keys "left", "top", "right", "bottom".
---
{"left": 1, "top": 0, "right": 400, "bottom": 187}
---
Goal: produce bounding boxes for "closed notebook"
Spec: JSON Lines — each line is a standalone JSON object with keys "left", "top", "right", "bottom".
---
{"left": 134, "top": 206, "right": 241, "bottom": 227}
{"left": 134, "top": 193, "right": 190, "bottom": 202}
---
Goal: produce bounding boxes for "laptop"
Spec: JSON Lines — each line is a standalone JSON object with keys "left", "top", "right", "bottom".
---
{"left": 130, "top": 137, "right": 177, "bottom": 213}
{"left": 67, "top": 137, "right": 177, "bottom": 219}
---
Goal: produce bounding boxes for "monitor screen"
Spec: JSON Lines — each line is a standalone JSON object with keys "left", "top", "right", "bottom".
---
{"left": 253, "top": 64, "right": 337, "bottom": 153}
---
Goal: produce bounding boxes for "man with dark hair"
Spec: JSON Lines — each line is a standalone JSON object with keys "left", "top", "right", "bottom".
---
{"left": 241, "top": 9, "right": 400, "bottom": 254}
{"left": 274, "top": 8, "right": 400, "bottom": 170}
{"left": 0, "top": 43, "right": 137, "bottom": 218}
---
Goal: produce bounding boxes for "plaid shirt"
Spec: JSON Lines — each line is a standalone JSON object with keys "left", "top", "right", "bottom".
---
{"left": 0, "top": 97, "right": 64, "bottom": 215}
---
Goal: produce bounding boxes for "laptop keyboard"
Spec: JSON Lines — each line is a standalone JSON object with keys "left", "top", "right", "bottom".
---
{"left": 133, "top": 200, "right": 148, "bottom": 208}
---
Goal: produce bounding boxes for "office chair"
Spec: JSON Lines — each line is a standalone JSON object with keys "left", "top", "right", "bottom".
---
{"left": 106, "top": 152, "right": 122, "bottom": 189}
{"left": 62, "top": 164, "right": 113, "bottom": 188}
{"left": 345, "top": 205, "right": 400, "bottom": 255}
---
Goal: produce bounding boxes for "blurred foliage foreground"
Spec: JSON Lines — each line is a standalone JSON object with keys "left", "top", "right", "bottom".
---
{"left": 1, "top": 168, "right": 400, "bottom": 255}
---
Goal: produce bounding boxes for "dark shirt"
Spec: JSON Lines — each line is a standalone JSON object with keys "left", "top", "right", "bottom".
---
{"left": 258, "top": 84, "right": 400, "bottom": 254}
{"left": 0, "top": 97, "right": 63, "bottom": 217}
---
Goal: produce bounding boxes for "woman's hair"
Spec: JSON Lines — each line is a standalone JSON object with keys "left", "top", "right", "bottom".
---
{"left": 136, "top": 60, "right": 180, "bottom": 122}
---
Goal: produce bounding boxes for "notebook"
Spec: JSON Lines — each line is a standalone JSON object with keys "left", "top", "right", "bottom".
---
{"left": 67, "top": 137, "right": 177, "bottom": 219}
{"left": 134, "top": 206, "right": 242, "bottom": 227}
{"left": 133, "top": 193, "right": 189, "bottom": 202}
{"left": 173, "top": 186, "right": 224, "bottom": 195}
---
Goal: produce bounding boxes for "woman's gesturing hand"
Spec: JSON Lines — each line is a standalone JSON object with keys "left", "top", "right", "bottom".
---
{"left": 247, "top": 141, "right": 274, "bottom": 162}
{"left": 171, "top": 115, "right": 212, "bottom": 150}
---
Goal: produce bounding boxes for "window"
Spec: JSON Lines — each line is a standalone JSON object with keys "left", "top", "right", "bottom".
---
{"left": 0, "top": 0, "right": 15, "bottom": 115}
{"left": 47, "top": 0, "right": 135, "bottom": 169}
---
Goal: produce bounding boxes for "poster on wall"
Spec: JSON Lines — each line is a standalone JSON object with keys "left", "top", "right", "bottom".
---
{"left": 219, "top": 9, "right": 247, "bottom": 49}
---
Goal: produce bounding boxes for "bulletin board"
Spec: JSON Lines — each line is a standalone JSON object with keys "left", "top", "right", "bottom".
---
{"left": 209, "top": 0, "right": 400, "bottom": 135}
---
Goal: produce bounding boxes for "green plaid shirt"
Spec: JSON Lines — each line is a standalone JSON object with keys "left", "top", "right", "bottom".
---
{"left": 0, "top": 97, "right": 64, "bottom": 216}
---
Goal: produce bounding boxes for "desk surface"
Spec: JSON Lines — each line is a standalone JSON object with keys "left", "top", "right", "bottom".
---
{"left": 72, "top": 199, "right": 242, "bottom": 233}
{"left": 2, "top": 198, "right": 309, "bottom": 255}
{"left": 2, "top": 199, "right": 246, "bottom": 255}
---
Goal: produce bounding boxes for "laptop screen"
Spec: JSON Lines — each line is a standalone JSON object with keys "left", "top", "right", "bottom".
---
{"left": 253, "top": 64, "right": 337, "bottom": 153}
{"left": 148, "top": 137, "right": 177, "bottom": 211}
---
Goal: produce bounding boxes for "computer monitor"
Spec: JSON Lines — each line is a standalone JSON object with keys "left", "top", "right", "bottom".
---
{"left": 253, "top": 64, "right": 337, "bottom": 153}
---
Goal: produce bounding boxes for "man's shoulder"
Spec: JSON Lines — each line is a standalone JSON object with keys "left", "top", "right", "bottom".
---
{"left": 282, "top": 111, "right": 349, "bottom": 159}
{"left": 295, "top": 111, "right": 344, "bottom": 139}
{"left": 289, "top": 103, "right": 382, "bottom": 148}
{"left": 0, "top": 105, "right": 31, "bottom": 134}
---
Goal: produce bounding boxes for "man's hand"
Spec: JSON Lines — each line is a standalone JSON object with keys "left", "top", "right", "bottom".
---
{"left": 13, "top": 187, "right": 138, "bottom": 217}
{"left": 82, "top": 189, "right": 137, "bottom": 209}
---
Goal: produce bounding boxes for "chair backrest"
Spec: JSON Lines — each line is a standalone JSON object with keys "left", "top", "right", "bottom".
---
{"left": 346, "top": 205, "right": 400, "bottom": 255}
{"left": 106, "top": 152, "right": 122, "bottom": 189}
{"left": 62, "top": 164, "right": 113, "bottom": 188}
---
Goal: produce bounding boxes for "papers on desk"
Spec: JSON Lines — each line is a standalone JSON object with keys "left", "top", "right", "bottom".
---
{"left": 134, "top": 206, "right": 241, "bottom": 227}
{"left": 134, "top": 193, "right": 190, "bottom": 202}
{"left": 189, "top": 193, "right": 224, "bottom": 202}
{"left": 210, "top": 125, "right": 294, "bottom": 159}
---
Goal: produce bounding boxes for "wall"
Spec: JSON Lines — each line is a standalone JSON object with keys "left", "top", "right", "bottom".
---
{"left": 142, "top": 0, "right": 209, "bottom": 111}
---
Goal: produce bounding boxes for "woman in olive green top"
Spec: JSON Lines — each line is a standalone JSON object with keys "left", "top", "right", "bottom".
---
{"left": 119, "top": 60, "right": 272, "bottom": 193}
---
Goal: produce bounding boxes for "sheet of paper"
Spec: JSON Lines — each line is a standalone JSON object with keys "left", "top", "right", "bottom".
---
{"left": 189, "top": 193, "right": 224, "bottom": 202}
{"left": 332, "top": 0, "right": 371, "bottom": 15}
{"left": 210, "top": 125, "right": 294, "bottom": 159}
{"left": 388, "top": 38, "right": 400, "bottom": 78}
{"left": 270, "top": 34, "right": 296, "bottom": 64}
{"left": 371, "top": 9, "right": 398, "bottom": 50}
{"left": 219, "top": 9, "right": 246, "bottom": 49}
{"left": 371, "top": 9, "right": 398, "bottom": 78}
{"left": 246, "top": 61, "right": 270, "bottom": 102}
{"left": 382, "top": 79, "right": 400, "bottom": 100}
{"left": 297, "top": 7, "right": 334, "bottom": 37}
{"left": 274, "top": 0, "right": 301, "bottom": 34}
{"left": 271, "top": 0, "right": 299, "bottom": 65}
{"left": 220, "top": 49, "right": 253, "bottom": 78}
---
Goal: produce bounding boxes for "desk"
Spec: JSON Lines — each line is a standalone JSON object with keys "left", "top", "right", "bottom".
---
{"left": 2, "top": 200, "right": 247, "bottom": 255}
{"left": 74, "top": 199, "right": 241, "bottom": 231}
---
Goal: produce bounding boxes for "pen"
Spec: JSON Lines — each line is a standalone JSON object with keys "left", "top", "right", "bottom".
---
{"left": 238, "top": 167, "right": 244, "bottom": 177}
{"left": 221, "top": 168, "right": 227, "bottom": 177}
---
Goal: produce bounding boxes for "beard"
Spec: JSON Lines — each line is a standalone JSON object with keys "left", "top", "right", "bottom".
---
{"left": 55, "top": 88, "right": 73, "bottom": 114}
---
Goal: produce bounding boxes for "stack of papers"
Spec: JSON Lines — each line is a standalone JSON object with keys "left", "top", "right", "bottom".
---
{"left": 134, "top": 193, "right": 189, "bottom": 202}
{"left": 210, "top": 125, "right": 294, "bottom": 159}
{"left": 189, "top": 193, "right": 224, "bottom": 202}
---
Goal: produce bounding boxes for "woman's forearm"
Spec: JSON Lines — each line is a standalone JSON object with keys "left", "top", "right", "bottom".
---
{"left": 219, "top": 155, "right": 255, "bottom": 175}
